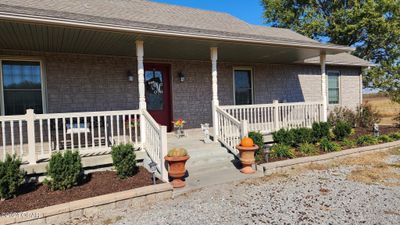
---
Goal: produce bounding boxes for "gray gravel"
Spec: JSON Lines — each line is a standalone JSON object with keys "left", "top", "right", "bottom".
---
{"left": 71, "top": 152, "right": 400, "bottom": 225}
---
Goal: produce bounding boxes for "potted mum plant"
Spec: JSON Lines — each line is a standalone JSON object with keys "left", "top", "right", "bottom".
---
{"left": 172, "top": 118, "right": 186, "bottom": 138}
{"left": 164, "top": 148, "right": 190, "bottom": 188}
{"left": 236, "top": 137, "right": 259, "bottom": 174}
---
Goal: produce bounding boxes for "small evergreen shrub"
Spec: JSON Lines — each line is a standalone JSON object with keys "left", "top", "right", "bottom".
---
{"left": 378, "top": 135, "right": 394, "bottom": 143}
{"left": 356, "top": 135, "right": 379, "bottom": 146}
{"left": 328, "top": 106, "right": 356, "bottom": 127}
{"left": 312, "top": 122, "right": 331, "bottom": 141}
{"left": 111, "top": 144, "right": 138, "bottom": 179}
{"left": 342, "top": 138, "right": 356, "bottom": 148}
{"left": 355, "top": 104, "right": 381, "bottom": 128}
{"left": 389, "top": 132, "right": 400, "bottom": 140}
{"left": 272, "top": 128, "right": 295, "bottom": 146}
{"left": 293, "top": 128, "right": 314, "bottom": 146}
{"left": 270, "top": 144, "right": 295, "bottom": 159}
{"left": 45, "top": 150, "right": 83, "bottom": 191}
{"left": 298, "top": 143, "right": 318, "bottom": 155}
{"left": 0, "top": 154, "right": 26, "bottom": 199}
{"left": 248, "top": 131, "right": 265, "bottom": 161}
{"left": 319, "top": 138, "right": 340, "bottom": 152}
{"left": 333, "top": 120, "right": 352, "bottom": 141}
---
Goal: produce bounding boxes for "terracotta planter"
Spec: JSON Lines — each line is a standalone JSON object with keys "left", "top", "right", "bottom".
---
{"left": 236, "top": 144, "right": 258, "bottom": 174}
{"left": 164, "top": 155, "right": 190, "bottom": 188}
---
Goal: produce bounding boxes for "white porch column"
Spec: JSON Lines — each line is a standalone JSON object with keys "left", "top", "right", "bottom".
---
{"left": 136, "top": 40, "right": 146, "bottom": 110}
{"left": 320, "top": 52, "right": 328, "bottom": 122}
{"left": 211, "top": 47, "right": 219, "bottom": 141}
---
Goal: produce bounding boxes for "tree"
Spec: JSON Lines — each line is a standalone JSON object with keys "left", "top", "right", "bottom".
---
{"left": 262, "top": 0, "right": 399, "bottom": 102}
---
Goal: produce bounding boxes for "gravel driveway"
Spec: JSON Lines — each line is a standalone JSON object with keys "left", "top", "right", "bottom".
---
{"left": 69, "top": 149, "right": 400, "bottom": 225}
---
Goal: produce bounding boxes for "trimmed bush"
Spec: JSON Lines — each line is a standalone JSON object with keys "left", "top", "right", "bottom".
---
{"left": 45, "top": 150, "right": 83, "bottom": 191}
{"left": 293, "top": 128, "right": 314, "bottom": 146}
{"left": 319, "top": 138, "right": 340, "bottom": 152}
{"left": 111, "top": 144, "right": 138, "bottom": 179}
{"left": 298, "top": 143, "right": 318, "bottom": 155}
{"left": 270, "top": 144, "right": 295, "bottom": 159}
{"left": 328, "top": 106, "right": 356, "bottom": 127}
{"left": 356, "top": 135, "right": 379, "bottom": 146}
{"left": 312, "top": 122, "right": 331, "bottom": 141}
{"left": 389, "top": 132, "right": 400, "bottom": 140}
{"left": 355, "top": 104, "right": 381, "bottom": 128}
{"left": 0, "top": 154, "right": 25, "bottom": 199}
{"left": 272, "top": 128, "right": 295, "bottom": 146}
{"left": 333, "top": 120, "right": 352, "bottom": 141}
{"left": 248, "top": 131, "right": 264, "bottom": 161}
{"left": 342, "top": 138, "right": 356, "bottom": 148}
{"left": 378, "top": 135, "right": 394, "bottom": 143}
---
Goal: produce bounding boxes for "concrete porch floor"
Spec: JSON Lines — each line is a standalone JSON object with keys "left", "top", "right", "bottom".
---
{"left": 167, "top": 128, "right": 263, "bottom": 196}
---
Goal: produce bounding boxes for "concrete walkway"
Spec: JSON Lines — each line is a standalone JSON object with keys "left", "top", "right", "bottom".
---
{"left": 167, "top": 129, "right": 263, "bottom": 195}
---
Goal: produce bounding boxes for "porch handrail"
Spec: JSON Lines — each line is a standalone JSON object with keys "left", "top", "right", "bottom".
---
{"left": 215, "top": 106, "right": 248, "bottom": 155}
{"left": 141, "top": 110, "right": 168, "bottom": 182}
{"left": 220, "top": 101, "right": 324, "bottom": 134}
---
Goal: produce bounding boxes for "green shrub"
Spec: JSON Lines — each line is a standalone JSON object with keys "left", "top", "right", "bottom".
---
{"left": 272, "top": 128, "right": 295, "bottom": 146}
{"left": 270, "top": 144, "right": 295, "bottom": 159}
{"left": 378, "top": 135, "right": 394, "bottom": 143}
{"left": 298, "top": 143, "right": 318, "bottom": 155}
{"left": 45, "top": 150, "right": 83, "bottom": 191}
{"left": 389, "top": 132, "right": 400, "bottom": 140}
{"left": 111, "top": 144, "right": 138, "bottom": 179}
{"left": 293, "top": 128, "right": 314, "bottom": 146}
{"left": 342, "top": 138, "right": 356, "bottom": 148}
{"left": 249, "top": 131, "right": 265, "bottom": 162}
{"left": 319, "top": 138, "right": 341, "bottom": 152}
{"left": 355, "top": 104, "right": 381, "bottom": 128}
{"left": 356, "top": 135, "right": 379, "bottom": 146}
{"left": 328, "top": 106, "right": 356, "bottom": 127}
{"left": 333, "top": 121, "right": 352, "bottom": 141}
{"left": 312, "top": 122, "right": 331, "bottom": 141}
{"left": 0, "top": 154, "right": 26, "bottom": 199}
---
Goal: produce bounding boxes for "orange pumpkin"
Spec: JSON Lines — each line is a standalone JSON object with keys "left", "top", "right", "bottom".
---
{"left": 240, "top": 137, "right": 254, "bottom": 147}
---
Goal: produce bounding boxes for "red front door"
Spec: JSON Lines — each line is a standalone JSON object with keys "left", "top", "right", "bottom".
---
{"left": 144, "top": 63, "right": 172, "bottom": 131}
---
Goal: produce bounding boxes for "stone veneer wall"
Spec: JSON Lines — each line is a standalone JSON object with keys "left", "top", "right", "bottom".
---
{"left": 0, "top": 51, "right": 362, "bottom": 128}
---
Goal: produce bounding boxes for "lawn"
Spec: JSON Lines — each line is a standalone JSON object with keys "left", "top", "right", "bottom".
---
{"left": 363, "top": 93, "right": 400, "bottom": 125}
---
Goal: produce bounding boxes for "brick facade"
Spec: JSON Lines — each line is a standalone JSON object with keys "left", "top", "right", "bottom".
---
{"left": 0, "top": 51, "right": 362, "bottom": 128}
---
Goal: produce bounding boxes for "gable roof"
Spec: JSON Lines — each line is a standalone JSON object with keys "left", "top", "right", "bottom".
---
{"left": 0, "top": 0, "right": 352, "bottom": 51}
{"left": 302, "top": 53, "right": 373, "bottom": 67}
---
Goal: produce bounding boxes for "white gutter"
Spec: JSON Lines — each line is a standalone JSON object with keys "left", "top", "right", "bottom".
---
{"left": 0, "top": 12, "right": 355, "bottom": 52}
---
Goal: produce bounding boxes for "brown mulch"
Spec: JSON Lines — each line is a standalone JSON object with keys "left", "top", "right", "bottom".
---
{"left": 0, "top": 167, "right": 161, "bottom": 213}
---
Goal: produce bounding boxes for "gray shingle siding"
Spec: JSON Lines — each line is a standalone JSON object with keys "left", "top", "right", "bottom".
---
{"left": 0, "top": 51, "right": 362, "bottom": 128}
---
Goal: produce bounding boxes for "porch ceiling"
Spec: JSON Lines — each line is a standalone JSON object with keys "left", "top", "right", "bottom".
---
{"left": 0, "top": 20, "right": 327, "bottom": 64}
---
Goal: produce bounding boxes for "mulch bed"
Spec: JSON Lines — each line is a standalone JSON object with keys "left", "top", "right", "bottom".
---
{"left": 257, "top": 125, "right": 400, "bottom": 165}
{"left": 0, "top": 167, "right": 161, "bottom": 213}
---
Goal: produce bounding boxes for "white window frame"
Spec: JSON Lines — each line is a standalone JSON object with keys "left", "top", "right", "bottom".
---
{"left": 233, "top": 67, "right": 254, "bottom": 105}
{"left": 0, "top": 58, "right": 48, "bottom": 115}
{"left": 327, "top": 70, "right": 341, "bottom": 105}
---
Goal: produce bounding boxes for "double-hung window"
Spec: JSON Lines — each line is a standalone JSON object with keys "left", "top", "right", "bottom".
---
{"left": 1, "top": 60, "right": 44, "bottom": 115}
{"left": 328, "top": 71, "right": 340, "bottom": 104}
{"left": 234, "top": 68, "right": 253, "bottom": 105}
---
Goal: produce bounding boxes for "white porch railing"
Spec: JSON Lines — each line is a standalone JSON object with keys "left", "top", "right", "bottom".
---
{"left": 220, "top": 101, "right": 324, "bottom": 135}
{"left": 0, "top": 109, "right": 168, "bottom": 182}
{"left": 215, "top": 106, "right": 248, "bottom": 154}
{"left": 141, "top": 110, "right": 168, "bottom": 182}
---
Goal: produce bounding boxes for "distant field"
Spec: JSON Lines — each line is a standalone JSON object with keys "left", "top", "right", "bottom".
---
{"left": 363, "top": 94, "right": 400, "bottom": 125}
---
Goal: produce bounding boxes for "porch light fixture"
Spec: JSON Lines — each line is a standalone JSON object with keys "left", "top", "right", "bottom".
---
{"left": 127, "top": 70, "right": 134, "bottom": 82}
{"left": 178, "top": 71, "right": 185, "bottom": 82}
{"left": 149, "top": 161, "right": 157, "bottom": 185}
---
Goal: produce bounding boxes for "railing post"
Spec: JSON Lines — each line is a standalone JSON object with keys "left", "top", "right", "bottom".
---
{"left": 240, "top": 120, "right": 248, "bottom": 138}
{"left": 140, "top": 110, "right": 146, "bottom": 149}
{"left": 273, "top": 100, "right": 279, "bottom": 132}
{"left": 26, "top": 109, "right": 36, "bottom": 164}
{"left": 160, "top": 125, "right": 169, "bottom": 182}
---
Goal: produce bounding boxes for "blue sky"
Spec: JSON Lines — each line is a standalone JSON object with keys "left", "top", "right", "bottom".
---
{"left": 152, "top": 0, "right": 265, "bottom": 25}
